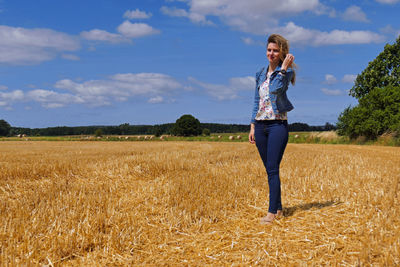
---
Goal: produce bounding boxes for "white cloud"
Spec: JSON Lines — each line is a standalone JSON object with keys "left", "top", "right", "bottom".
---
{"left": 324, "top": 74, "right": 338, "bottom": 85}
{"left": 0, "top": 46, "right": 53, "bottom": 64}
{"left": 0, "top": 88, "right": 85, "bottom": 109}
{"left": 148, "top": 96, "right": 164, "bottom": 103}
{"left": 0, "top": 89, "right": 24, "bottom": 101}
{"left": 160, "top": 6, "right": 214, "bottom": 25}
{"left": 162, "top": 1, "right": 384, "bottom": 46}
{"left": 380, "top": 25, "right": 400, "bottom": 37}
{"left": 160, "top": 6, "right": 189, "bottom": 17}
{"left": 323, "top": 74, "right": 357, "bottom": 85}
{"left": 342, "top": 74, "right": 357, "bottom": 83}
{"left": 124, "top": 9, "right": 152, "bottom": 19}
{"left": 117, "top": 21, "right": 160, "bottom": 38}
{"left": 375, "top": 0, "right": 400, "bottom": 4}
{"left": 61, "top": 54, "right": 80, "bottom": 61}
{"left": 189, "top": 76, "right": 255, "bottom": 100}
{"left": 1, "top": 73, "right": 183, "bottom": 108}
{"left": 55, "top": 73, "right": 182, "bottom": 106}
{"left": 80, "top": 29, "right": 128, "bottom": 43}
{"left": 0, "top": 25, "right": 80, "bottom": 64}
{"left": 0, "top": 89, "right": 25, "bottom": 108}
{"left": 278, "top": 22, "right": 384, "bottom": 46}
{"left": 26, "top": 89, "right": 84, "bottom": 108}
{"left": 0, "top": 25, "right": 79, "bottom": 50}
{"left": 162, "top": 0, "right": 333, "bottom": 34}
{"left": 341, "top": 6, "right": 369, "bottom": 22}
{"left": 81, "top": 20, "right": 160, "bottom": 44}
{"left": 240, "top": 37, "right": 263, "bottom": 46}
{"left": 321, "top": 88, "right": 343, "bottom": 96}
{"left": 229, "top": 76, "right": 256, "bottom": 90}
{"left": 241, "top": 37, "right": 254, "bottom": 45}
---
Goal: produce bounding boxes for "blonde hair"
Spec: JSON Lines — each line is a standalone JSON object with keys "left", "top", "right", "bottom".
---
{"left": 267, "top": 34, "right": 296, "bottom": 85}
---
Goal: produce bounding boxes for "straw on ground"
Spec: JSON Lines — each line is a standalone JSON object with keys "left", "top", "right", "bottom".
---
{"left": 0, "top": 141, "right": 399, "bottom": 265}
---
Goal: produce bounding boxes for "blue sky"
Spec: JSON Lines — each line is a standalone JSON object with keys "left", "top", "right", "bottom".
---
{"left": 0, "top": 0, "right": 399, "bottom": 128}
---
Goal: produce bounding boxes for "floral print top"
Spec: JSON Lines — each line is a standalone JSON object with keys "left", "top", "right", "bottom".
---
{"left": 255, "top": 72, "right": 287, "bottom": 121}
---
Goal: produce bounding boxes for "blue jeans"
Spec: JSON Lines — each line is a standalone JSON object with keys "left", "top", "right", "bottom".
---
{"left": 254, "top": 120, "right": 288, "bottom": 213}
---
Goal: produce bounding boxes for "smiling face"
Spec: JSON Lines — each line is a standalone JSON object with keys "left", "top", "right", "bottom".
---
{"left": 266, "top": 42, "right": 281, "bottom": 66}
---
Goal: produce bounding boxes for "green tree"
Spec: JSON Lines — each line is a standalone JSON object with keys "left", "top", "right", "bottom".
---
{"left": 119, "top": 123, "right": 131, "bottom": 135}
{"left": 172, "top": 114, "right": 202, "bottom": 136}
{"left": 202, "top": 128, "right": 211, "bottom": 136}
{"left": 153, "top": 125, "right": 163, "bottom": 137}
{"left": 324, "top": 122, "right": 336, "bottom": 131}
{"left": 350, "top": 36, "right": 400, "bottom": 99}
{"left": 0, "top": 119, "right": 11, "bottom": 136}
{"left": 95, "top": 128, "right": 103, "bottom": 137}
{"left": 337, "top": 85, "right": 400, "bottom": 139}
{"left": 338, "top": 37, "right": 400, "bottom": 139}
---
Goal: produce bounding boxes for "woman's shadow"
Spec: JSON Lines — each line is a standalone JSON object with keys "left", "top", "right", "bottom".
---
{"left": 283, "top": 200, "right": 340, "bottom": 217}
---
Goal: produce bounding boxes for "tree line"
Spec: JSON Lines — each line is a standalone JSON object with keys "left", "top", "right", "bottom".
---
{"left": 0, "top": 119, "right": 335, "bottom": 137}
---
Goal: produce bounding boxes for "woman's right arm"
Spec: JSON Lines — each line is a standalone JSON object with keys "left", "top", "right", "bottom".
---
{"left": 249, "top": 68, "right": 263, "bottom": 144}
{"left": 249, "top": 123, "right": 255, "bottom": 144}
{"left": 249, "top": 82, "right": 259, "bottom": 145}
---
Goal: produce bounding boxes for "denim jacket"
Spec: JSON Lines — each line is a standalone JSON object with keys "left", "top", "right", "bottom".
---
{"left": 250, "top": 64, "right": 294, "bottom": 123}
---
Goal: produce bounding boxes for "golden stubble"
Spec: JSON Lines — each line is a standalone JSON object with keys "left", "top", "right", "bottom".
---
{"left": 0, "top": 141, "right": 399, "bottom": 266}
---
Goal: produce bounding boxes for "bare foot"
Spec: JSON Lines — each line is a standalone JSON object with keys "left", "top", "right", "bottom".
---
{"left": 260, "top": 212, "right": 276, "bottom": 225}
{"left": 276, "top": 210, "right": 283, "bottom": 219}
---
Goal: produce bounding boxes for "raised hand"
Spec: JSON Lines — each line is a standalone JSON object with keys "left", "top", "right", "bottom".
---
{"left": 282, "top": 54, "right": 294, "bottom": 70}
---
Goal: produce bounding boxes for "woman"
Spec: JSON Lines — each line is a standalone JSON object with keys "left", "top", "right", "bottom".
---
{"left": 249, "top": 34, "right": 296, "bottom": 224}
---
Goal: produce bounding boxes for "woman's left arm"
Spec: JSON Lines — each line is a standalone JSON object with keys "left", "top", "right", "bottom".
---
{"left": 269, "top": 69, "right": 293, "bottom": 94}
{"left": 282, "top": 54, "right": 294, "bottom": 71}
{"left": 270, "top": 54, "right": 295, "bottom": 94}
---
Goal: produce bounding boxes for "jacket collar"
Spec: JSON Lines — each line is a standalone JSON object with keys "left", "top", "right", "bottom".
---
{"left": 263, "top": 64, "right": 283, "bottom": 79}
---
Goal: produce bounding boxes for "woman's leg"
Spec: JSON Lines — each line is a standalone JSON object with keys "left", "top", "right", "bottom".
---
{"left": 255, "top": 121, "right": 288, "bottom": 213}
{"left": 254, "top": 121, "right": 269, "bottom": 172}
{"left": 265, "top": 121, "right": 288, "bottom": 213}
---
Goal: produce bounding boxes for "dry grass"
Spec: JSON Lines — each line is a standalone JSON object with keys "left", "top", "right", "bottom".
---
{"left": 308, "top": 131, "right": 339, "bottom": 141}
{"left": 1, "top": 141, "right": 399, "bottom": 266}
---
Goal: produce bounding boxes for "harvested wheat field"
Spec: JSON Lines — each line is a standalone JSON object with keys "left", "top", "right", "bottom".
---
{"left": 1, "top": 141, "right": 399, "bottom": 266}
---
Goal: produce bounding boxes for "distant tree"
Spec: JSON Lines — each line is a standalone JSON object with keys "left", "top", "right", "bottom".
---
{"left": 0, "top": 119, "right": 11, "bottom": 136}
{"left": 95, "top": 128, "right": 103, "bottom": 137}
{"left": 153, "top": 125, "right": 163, "bottom": 137}
{"left": 337, "top": 85, "right": 400, "bottom": 139}
{"left": 350, "top": 36, "right": 400, "bottom": 99}
{"left": 202, "top": 128, "right": 211, "bottom": 136}
{"left": 288, "top": 122, "right": 310, "bottom": 132}
{"left": 119, "top": 123, "right": 131, "bottom": 135}
{"left": 324, "top": 122, "right": 336, "bottom": 131}
{"left": 172, "top": 114, "right": 202, "bottom": 136}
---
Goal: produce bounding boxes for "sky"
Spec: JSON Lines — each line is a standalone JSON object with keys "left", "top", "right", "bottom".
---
{"left": 0, "top": 0, "right": 399, "bottom": 128}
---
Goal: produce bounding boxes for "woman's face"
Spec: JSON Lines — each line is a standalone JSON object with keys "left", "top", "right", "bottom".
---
{"left": 266, "top": 42, "right": 281, "bottom": 66}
